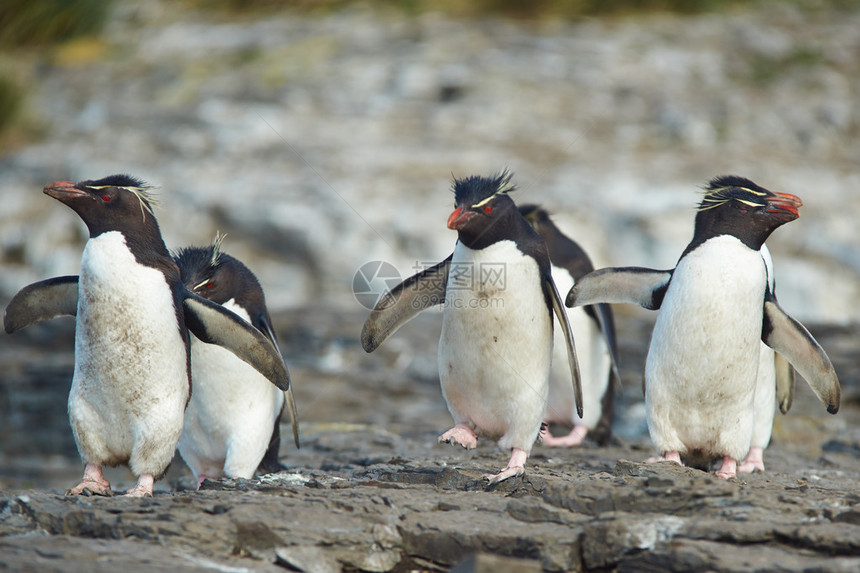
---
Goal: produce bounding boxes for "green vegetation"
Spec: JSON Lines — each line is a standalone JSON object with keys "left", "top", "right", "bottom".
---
{"left": 0, "top": 0, "right": 113, "bottom": 47}
{"left": 747, "top": 45, "right": 827, "bottom": 85}
{"left": 0, "top": 0, "right": 114, "bottom": 147}
{"left": 0, "top": 76, "right": 23, "bottom": 134}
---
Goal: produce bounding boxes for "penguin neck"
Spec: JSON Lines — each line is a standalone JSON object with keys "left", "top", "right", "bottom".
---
{"left": 456, "top": 213, "right": 552, "bottom": 285}
{"left": 89, "top": 221, "right": 173, "bottom": 272}
{"left": 682, "top": 214, "right": 770, "bottom": 260}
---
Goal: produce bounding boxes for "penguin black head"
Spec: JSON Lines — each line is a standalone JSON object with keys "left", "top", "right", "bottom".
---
{"left": 692, "top": 175, "right": 803, "bottom": 251}
{"left": 174, "top": 234, "right": 265, "bottom": 310}
{"left": 43, "top": 174, "right": 160, "bottom": 240}
{"left": 447, "top": 171, "right": 522, "bottom": 249}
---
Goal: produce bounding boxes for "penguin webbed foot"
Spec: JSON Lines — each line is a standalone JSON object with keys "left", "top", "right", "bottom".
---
{"left": 714, "top": 456, "right": 738, "bottom": 480}
{"left": 483, "top": 447, "right": 528, "bottom": 485}
{"left": 67, "top": 463, "right": 113, "bottom": 496}
{"left": 540, "top": 424, "right": 588, "bottom": 447}
{"left": 484, "top": 466, "right": 524, "bottom": 485}
{"left": 738, "top": 447, "right": 765, "bottom": 474}
{"left": 737, "top": 460, "right": 765, "bottom": 474}
{"left": 66, "top": 481, "right": 113, "bottom": 497}
{"left": 438, "top": 423, "right": 478, "bottom": 450}
{"left": 124, "top": 474, "right": 155, "bottom": 497}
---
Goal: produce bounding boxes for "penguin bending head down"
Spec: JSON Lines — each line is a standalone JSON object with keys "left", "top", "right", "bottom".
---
{"left": 567, "top": 176, "right": 840, "bottom": 479}
{"left": 362, "top": 171, "right": 582, "bottom": 484}
{"left": 3, "top": 175, "right": 290, "bottom": 496}
{"left": 519, "top": 205, "right": 619, "bottom": 447}
{"left": 174, "top": 235, "right": 300, "bottom": 488}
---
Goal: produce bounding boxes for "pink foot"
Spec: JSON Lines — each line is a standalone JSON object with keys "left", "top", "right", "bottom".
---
{"left": 738, "top": 446, "right": 765, "bottom": 473}
{"left": 484, "top": 448, "right": 528, "bottom": 484}
{"left": 67, "top": 464, "right": 112, "bottom": 496}
{"left": 715, "top": 456, "right": 738, "bottom": 480}
{"left": 438, "top": 423, "right": 478, "bottom": 450}
{"left": 646, "top": 451, "right": 683, "bottom": 465}
{"left": 196, "top": 475, "right": 208, "bottom": 491}
{"left": 541, "top": 424, "right": 588, "bottom": 447}
{"left": 124, "top": 474, "right": 155, "bottom": 497}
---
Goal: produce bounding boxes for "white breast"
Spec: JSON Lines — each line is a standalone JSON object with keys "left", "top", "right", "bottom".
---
{"left": 178, "top": 299, "right": 285, "bottom": 480}
{"left": 438, "top": 240, "right": 552, "bottom": 453}
{"left": 69, "top": 231, "right": 189, "bottom": 477}
{"left": 545, "top": 265, "right": 611, "bottom": 430}
{"left": 645, "top": 235, "right": 766, "bottom": 461}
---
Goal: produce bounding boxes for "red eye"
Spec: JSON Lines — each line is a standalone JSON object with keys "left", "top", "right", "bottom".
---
{"left": 484, "top": 206, "right": 493, "bottom": 213}
{"left": 206, "top": 282, "right": 215, "bottom": 289}
{"left": 101, "top": 195, "right": 111, "bottom": 202}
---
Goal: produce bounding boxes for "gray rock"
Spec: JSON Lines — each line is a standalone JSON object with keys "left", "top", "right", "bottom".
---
{"left": 451, "top": 553, "right": 542, "bottom": 573}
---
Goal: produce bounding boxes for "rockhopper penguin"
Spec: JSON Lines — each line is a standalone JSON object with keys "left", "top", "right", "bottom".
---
{"left": 174, "top": 234, "right": 300, "bottom": 487}
{"left": 362, "top": 171, "right": 582, "bottom": 484}
{"left": 566, "top": 176, "right": 840, "bottom": 479}
{"left": 3, "top": 175, "right": 291, "bottom": 496}
{"left": 519, "top": 205, "right": 619, "bottom": 447}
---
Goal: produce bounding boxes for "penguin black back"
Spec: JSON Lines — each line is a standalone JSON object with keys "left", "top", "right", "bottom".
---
{"left": 519, "top": 204, "right": 596, "bottom": 281}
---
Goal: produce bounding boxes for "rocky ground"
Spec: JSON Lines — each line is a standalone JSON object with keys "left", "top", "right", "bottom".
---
{"left": 1, "top": 309, "right": 858, "bottom": 572}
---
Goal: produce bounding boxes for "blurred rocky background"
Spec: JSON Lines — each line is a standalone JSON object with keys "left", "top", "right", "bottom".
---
{"left": 0, "top": 0, "right": 858, "bottom": 319}
{"left": 0, "top": 1, "right": 859, "bottom": 570}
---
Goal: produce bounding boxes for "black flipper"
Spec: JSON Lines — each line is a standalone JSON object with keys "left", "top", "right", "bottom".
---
{"left": 566, "top": 267, "right": 673, "bottom": 311}
{"left": 774, "top": 352, "right": 795, "bottom": 415}
{"left": 762, "top": 294, "right": 839, "bottom": 414}
{"left": 183, "top": 291, "right": 291, "bottom": 391}
{"left": 4, "top": 276, "right": 79, "bottom": 333}
{"left": 361, "top": 255, "right": 452, "bottom": 352}
{"left": 544, "top": 274, "right": 583, "bottom": 418}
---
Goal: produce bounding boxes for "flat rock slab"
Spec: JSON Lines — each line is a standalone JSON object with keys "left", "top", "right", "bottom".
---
{"left": 2, "top": 442, "right": 859, "bottom": 572}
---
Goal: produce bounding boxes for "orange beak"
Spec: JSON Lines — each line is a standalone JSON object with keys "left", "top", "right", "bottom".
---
{"left": 766, "top": 192, "right": 802, "bottom": 222}
{"left": 43, "top": 181, "right": 85, "bottom": 201}
{"left": 447, "top": 205, "right": 476, "bottom": 230}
